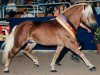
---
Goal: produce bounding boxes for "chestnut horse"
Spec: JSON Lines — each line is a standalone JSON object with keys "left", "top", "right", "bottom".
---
{"left": 2, "top": 3, "right": 98, "bottom": 73}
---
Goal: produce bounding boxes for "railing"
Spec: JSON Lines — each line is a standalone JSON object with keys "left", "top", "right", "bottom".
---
{"left": 34, "top": 2, "right": 71, "bottom": 17}
{"left": 1, "top": 2, "right": 71, "bottom": 18}
{"left": 0, "top": 1, "right": 100, "bottom": 18}
{"left": 2, "top": 5, "right": 34, "bottom": 18}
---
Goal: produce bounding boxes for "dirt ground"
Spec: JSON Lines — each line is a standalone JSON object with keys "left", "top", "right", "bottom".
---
{"left": 0, "top": 50, "right": 100, "bottom": 75}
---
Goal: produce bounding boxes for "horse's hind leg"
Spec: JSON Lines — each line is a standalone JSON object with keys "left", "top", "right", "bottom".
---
{"left": 68, "top": 42, "right": 96, "bottom": 71}
{"left": 50, "top": 46, "right": 64, "bottom": 72}
{"left": 4, "top": 47, "right": 19, "bottom": 73}
{"left": 23, "top": 42, "right": 39, "bottom": 68}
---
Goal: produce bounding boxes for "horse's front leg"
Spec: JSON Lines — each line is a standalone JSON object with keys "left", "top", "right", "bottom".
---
{"left": 68, "top": 42, "right": 96, "bottom": 71}
{"left": 50, "top": 46, "right": 64, "bottom": 72}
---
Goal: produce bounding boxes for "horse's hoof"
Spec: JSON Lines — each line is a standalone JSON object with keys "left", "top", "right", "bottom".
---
{"left": 51, "top": 70, "right": 57, "bottom": 72}
{"left": 4, "top": 70, "right": 10, "bottom": 73}
{"left": 89, "top": 67, "right": 96, "bottom": 71}
{"left": 34, "top": 64, "right": 39, "bottom": 69}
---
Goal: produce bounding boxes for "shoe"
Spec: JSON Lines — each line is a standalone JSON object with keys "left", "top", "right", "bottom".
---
{"left": 55, "top": 62, "right": 61, "bottom": 66}
{"left": 71, "top": 54, "right": 80, "bottom": 63}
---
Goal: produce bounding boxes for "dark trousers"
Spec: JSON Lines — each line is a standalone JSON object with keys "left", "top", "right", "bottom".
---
{"left": 56, "top": 47, "right": 69, "bottom": 63}
{"left": 56, "top": 47, "right": 79, "bottom": 63}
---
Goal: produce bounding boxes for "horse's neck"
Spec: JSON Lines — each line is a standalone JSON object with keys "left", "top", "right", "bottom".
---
{"left": 63, "top": 5, "right": 85, "bottom": 30}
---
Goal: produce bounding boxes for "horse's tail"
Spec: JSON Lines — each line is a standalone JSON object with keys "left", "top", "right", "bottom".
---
{"left": 2, "top": 25, "right": 17, "bottom": 64}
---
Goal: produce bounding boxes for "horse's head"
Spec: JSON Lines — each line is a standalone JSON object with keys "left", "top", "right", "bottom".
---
{"left": 62, "top": 3, "right": 98, "bottom": 30}
{"left": 81, "top": 3, "right": 98, "bottom": 30}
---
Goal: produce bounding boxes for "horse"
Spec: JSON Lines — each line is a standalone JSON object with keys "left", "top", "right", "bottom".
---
{"left": 2, "top": 3, "right": 98, "bottom": 73}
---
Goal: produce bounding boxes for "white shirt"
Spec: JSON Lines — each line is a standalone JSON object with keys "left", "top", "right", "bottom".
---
{"left": 6, "top": 3, "right": 17, "bottom": 12}
{"left": 21, "top": 14, "right": 34, "bottom": 18}
{"left": 95, "top": 7, "right": 100, "bottom": 14}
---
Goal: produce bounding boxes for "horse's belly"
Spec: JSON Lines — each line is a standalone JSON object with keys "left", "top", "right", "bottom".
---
{"left": 32, "top": 32, "right": 63, "bottom": 46}
{"left": 37, "top": 36, "right": 63, "bottom": 46}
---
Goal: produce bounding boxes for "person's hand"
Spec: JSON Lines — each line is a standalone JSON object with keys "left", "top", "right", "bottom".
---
{"left": 87, "top": 29, "right": 92, "bottom": 33}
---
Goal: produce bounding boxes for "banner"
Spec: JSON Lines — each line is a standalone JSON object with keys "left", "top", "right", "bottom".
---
{"left": 0, "top": 21, "right": 10, "bottom": 41}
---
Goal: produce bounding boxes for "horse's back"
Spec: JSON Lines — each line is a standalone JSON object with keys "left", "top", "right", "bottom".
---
{"left": 31, "top": 20, "right": 65, "bottom": 45}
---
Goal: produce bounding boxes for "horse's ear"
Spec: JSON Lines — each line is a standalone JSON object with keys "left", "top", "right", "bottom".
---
{"left": 88, "top": 2, "right": 92, "bottom": 5}
{"left": 84, "top": 3, "right": 90, "bottom": 9}
{"left": 83, "top": 3, "right": 87, "bottom": 9}
{"left": 86, "top": 2, "right": 92, "bottom": 5}
{"left": 82, "top": 3, "right": 90, "bottom": 13}
{"left": 83, "top": 3, "right": 92, "bottom": 10}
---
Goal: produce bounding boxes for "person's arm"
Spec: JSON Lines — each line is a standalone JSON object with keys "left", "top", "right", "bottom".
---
{"left": 80, "top": 23, "right": 92, "bottom": 33}
{"left": 54, "top": 6, "right": 60, "bottom": 16}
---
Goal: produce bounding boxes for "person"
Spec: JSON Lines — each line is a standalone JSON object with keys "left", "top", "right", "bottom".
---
{"left": 95, "top": 2, "right": 100, "bottom": 14}
{"left": 54, "top": 6, "right": 60, "bottom": 17}
{"left": 6, "top": 0, "right": 17, "bottom": 12}
{"left": 55, "top": 23, "right": 92, "bottom": 66}
{"left": 21, "top": 9, "right": 34, "bottom": 18}
{"left": 56, "top": 24, "right": 92, "bottom": 66}
{"left": 54, "top": 0, "right": 59, "bottom": 3}
{"left": 54, "top": 3, "right": 92, "bottom": 65}
{"left": 13, "top": 0, "right": 24, "bottom": 5}
{"left": 5, "top": 0, "right": 17, "bottom": 18}
{"left": 24, "top": 0, "right": 29, "bottom": 4}
{"left": 44, "top": 0, "right": 55, "bottom": 16}
{"left": 1, "top": 0, "right": 9, "bottom": 5}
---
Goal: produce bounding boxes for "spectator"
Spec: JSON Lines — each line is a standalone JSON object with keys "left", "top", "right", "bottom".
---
{"left": 46, "top": 0, "right": 55, "bottom": 4}
{"left": 62, "top": 0, "right": 67, "bottom": 2}
{"left": 43, "top": 0, "right": 47, "bottom": 3}
{"left": 54, "top": 6, "right": 60, "bottom": 16}
{"left": 36, "top": 0, "right": 42, "bottom": 3}
{"left": 6, "top": 0, "right": 17, "bottom": 12}
{"left": 24, "top": 0, "right": 29, "bottom": 4}
{"left": 13, "top": 0, "right": 24, "bottom": 5}
{"left": 44, "top": 0, "right": 55, "bottom": 16}
{"left": 95, "top": 2, "right": 100, "bottom": 14}
{"left": 6, "top": 0, "right": 17, "bottom": 17}
{"left": 1, "top": 0, "right": 9, "bottom": 5}
{"left": 21, "top": 9, "right": 34, "bottom": 18}
{"left": 8, "top": 10, "right": 17, "bottom": 18}
{"left": 54, "top": 0, "right": 59, "bottom": 3}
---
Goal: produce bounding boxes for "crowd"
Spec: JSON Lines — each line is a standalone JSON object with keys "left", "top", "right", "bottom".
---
{"left": 0, "top": 0, "right": 72, "bottom": 5}
{"left": 0, "top": 0, "right": 100, "bottom": 18}
{"left": 1, "top": 0, "right": 72, "bottom": 18}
